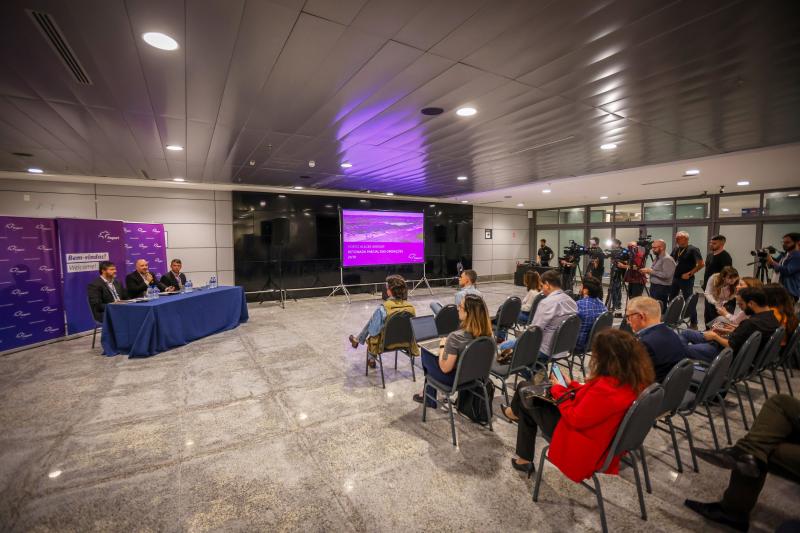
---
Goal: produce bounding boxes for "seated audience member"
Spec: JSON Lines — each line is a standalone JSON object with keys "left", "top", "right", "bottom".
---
{"left": 125, "top": 258, "right": 172, "bottom": 298}
{"left": 704, "top": 266, "right": 739, "bottom": 325}
{"left": 764, "top": 283, "right": 799, "bottom": 346}
{"left": 710, "top": 277, "right": 763, "bottom": 330}
{"left": 574, "top": 278, "right": 607, "bottom": 352}
{"left": 680, "top": 287, "right": 779, "bottom": 363}
{"left": 413, "top": 294, "right": 492, "bottom": 407}
{"left": 430, "top": 269, "right": 481, "bottom": 315}
{"left": 626, "top": 296, "right": 687, "bottom": 382}
{"left": 349, "top": 275, "right": 417, "bottom": 367}
{"left": 501, "top": 329, "right": 655, "bottom": 477}
{"left": 518, "top": 270, "right": 543, "bottom": 324}
{"left": 87, "top": 261, "right": 127, "bottom": 322}
{"left": 685, "top": 394, "right": 800, "bottom": 532}
{"left": 160, "top": 258, "right": 187, "bottom": 291}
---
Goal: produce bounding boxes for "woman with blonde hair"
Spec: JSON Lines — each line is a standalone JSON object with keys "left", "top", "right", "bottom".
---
{"left": 711, "top": 276, "right": 763, "bottom": 332}
{"left": 704, "top": 266, "right": 739, "bottom": 324}
{"left": 413, "top": 294, "right": 493, "bottom": 407}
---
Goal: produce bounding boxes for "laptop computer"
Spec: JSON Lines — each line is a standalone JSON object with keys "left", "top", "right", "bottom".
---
{"left": 410, "top": 315, "right": 441, "bottom": 351}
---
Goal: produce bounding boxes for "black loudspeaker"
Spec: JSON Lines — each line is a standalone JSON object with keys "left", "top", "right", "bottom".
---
{"left": 434, "top": 224, "right": 447, "bottom": 243}
{"left": 271, "top": 218, "right": 290, "bottom": 246}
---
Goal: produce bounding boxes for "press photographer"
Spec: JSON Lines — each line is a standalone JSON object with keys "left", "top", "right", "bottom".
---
{"left": 559, "top": 240, "right": 587, "bottom": 293}
{"left": 767, "top": 232, "right": 800, "bottom": 301}
{"left": 584, "top": 237, "right": 605, "bottom": 291}
{"left": 617, "top": 239, "right": 649, "bottom": 298}
{"left": 604, "top": 239, "right": 626, "bottom": 313}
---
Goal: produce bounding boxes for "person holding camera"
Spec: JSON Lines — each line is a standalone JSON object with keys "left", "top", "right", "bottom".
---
{"left": 767, "top": 232, "right": 800, "bottom": 301}
{"left": 617, "top": 241, "right": 647, "bottom": 298}
{"left": 640, "top": 239, "right": 675, "bottom": 311}
{"left": 670, "top": 231, "right": 705, "bottom": 329}
{"left": 606, "top": 239, "right": 624, "bottom": 313}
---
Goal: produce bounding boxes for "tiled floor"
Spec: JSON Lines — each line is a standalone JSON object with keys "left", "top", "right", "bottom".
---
{"left": 1, "top": 281, "right": 798, "bottom": 532}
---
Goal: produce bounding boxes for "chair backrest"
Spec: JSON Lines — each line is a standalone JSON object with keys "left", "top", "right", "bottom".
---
{"left": 509, "top": 326, "right": 543, "bottom": 372}
{"left": 752, "top": 327, "right": 785, "bottom": 372}
{"left": 87, "top": 295, "right": 102, "bottom": 325}
{"left": 600, "top": 383, "right": 665, "bottom": 472}
{"left": 680, "top": 292, "right": 699, "bottom": 322}
{"left": 729, "top": 331, "right": 762, "bottom": 383}
{"left": 526, "top": 292, "right": 547, "bottom": 326}
{"left": 619, "top": 318, "right": 633, "bottom": 333}
{"left": 663, "top": 294, "right": 684, "bottom": 327}
{"left": 584, "top": 311, "right": 613, "bottom": 354}
{"left": 410, "top": 315, "right": 438, "bottom": 342}
{"left": 435, "top": 304, "right": 460, "bottom": 337}
{"left": 382, "top": 311, "right": 415, "bottom": 350}
{"left": 692, "top": 348, "right": 733, "bottom": 406}
{"left": 495, "top": 296, "right": 522, "bottom": 329}
{"left": 452, "top": 336, "right": 497, "bottom": 387}
{"left": 660, "top": 359, "right": 694, "bottom": 415}
{"left": 549, "top": 314, "right": 581, "bottom": 357}
{"left": 778, "top": 325, "right": 800, "bottom": 366}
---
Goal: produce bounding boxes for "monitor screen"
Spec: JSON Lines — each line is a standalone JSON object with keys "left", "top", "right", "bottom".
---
{"left": 341, "top": 209, "right": 424, "bottom": 267}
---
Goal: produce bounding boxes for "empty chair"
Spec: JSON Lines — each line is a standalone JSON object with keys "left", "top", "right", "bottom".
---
{"left": 421, "top": 336, "right": 496, "bottom": 446}
{"left": 435, "top": 304, "right": 460, "bottom": 337}
{"left": 512, "top": 292, "right": 546, "bottom": 336}
{"left": 87, "top": 296, "right": 103, "bottom": 349}
{"left": 662, "top": 294, "right": 684, "bottom": 328}
{"left": 747, "top": 327, "right": 785, "bottom": 404}
{"left": 772, "top": 325, "right": 800, "bottom": 397}
{"left": 535, "top": 315, "right": 581, "bottom": 378}
{"left": 653, "top": 359, "right": 694, "bottom": 472}
{"left": 572, "top": 311, "right": 613, "bottom": 376}
{"left": 719, "top": 331, "right": 763, "bottom": 430}
{"left": 490, "top": 326, "right": 542, "bottom": 404}
{"left": 533, "top": 383, "right": 665, "bottom": 533}
{"left": 493, "top": 296, "right": 522, "bottom": 338}
{"left": 366, "top": 311, "right": 417, "bottom": 388}
{"left": 677, "top": 292, "right": 699, "bottom": 328}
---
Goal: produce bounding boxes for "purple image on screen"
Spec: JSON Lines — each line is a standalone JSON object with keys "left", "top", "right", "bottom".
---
{"left": 342, "top": 210, "right": 424, "bottom": 267}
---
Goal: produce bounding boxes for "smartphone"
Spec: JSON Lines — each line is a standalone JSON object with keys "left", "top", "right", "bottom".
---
{"left": 550, "top": 363, "right": 568, "bottom": 387}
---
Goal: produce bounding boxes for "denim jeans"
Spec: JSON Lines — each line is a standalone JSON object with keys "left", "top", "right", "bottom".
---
{"left": 421, "top": 348, "right": 455, "bottom": 407}
{"left": 649, "top": 283, "right": 671, "bottom": 313}
{"left": 430, "top": 302, "right": 443, "bottom": 315}
{"left": 679, "top": 329, "right": 720, "bottom": 363}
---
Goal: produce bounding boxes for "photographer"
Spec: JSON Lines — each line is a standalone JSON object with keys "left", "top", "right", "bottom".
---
{"left": 640, "top": 239, "right": 675, "bottom": 311}
{"left": 584, "top": 237, "right": 605, "bottom": 288}
{"left": 767, "top": 232, "right": 800, "bottom": 301}
{"left": 618, "top": 241, "right": 647, "bottom": 298}
{"left": 537, "top": 239, "right": 554, "bottom": 267}
{"left": 606, "top": 239, "right": 625, "bottom": 312}
{"left": 559, "top": 252, "right": 577, "bottom": 293}
{"left": 670, "top": 231, "right": 704, "bottom": 329}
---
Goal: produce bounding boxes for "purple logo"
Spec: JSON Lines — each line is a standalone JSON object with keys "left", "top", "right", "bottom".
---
{"left": 124, "top": 243, "right": 132, "bottom": 249}
{"left": 40, "top": 286, "right": 56, "bottom": 293}
{"left": 9, "top": 266, "right": 28, "bottom": 273}
{"left": 36, "top": 244, "right": 54, "bottom": 251}
{"left": 44, "top": 326, "right": 60, "bottom": 333}
{"left": 98, "top": 230, "right": 120, "bottom": 241}
{"left": 35, "top": 223, "right": 52, "bottom": 231}
{"left": 7, "top": 245, "right": 25, "bottom": 253}
{"left": 11, "top": 289, "right": 29, "bottom": 296}
{"left": 138, "top": 243, "right": 147, "bottom": 249}
{"left": 5, "top": 223, "right": 23, "bottom": 230}
{"left": 151, "top": 227, "right": 161, "bottom": 233}
{"left": 137, "top": 227, "right": 146, "bottom": 233}
{"left": 153, "top": 243, "right": 162, "bottom": 248}
{"left": 14, "top": 310, "right": 31, "bottom": 317}
{"left": 38, "top": 265, "right": 55, "bottom": 272}
{"left": 16, "top": 331, "right": 32, "bottom": 339}
{"left": 123, "top": 227, "right": 131, "bottom": 233}
{"left": 42, "top": 306, "right": 58, "bottom": 313}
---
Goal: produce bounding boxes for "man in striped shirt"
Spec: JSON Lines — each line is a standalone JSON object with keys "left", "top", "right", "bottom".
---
{"left": 576, "top": 278, "right": 607, "bottom": 352}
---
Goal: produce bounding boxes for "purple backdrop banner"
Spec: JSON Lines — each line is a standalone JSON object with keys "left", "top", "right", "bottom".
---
{"left": 57, "top": 218, "right": 126, "bottom": 334}
{"left": 0, "top": 216, "right": 64, "bottom": 352}
{"left": 123, "top": 222, "right": 167, "bottom": 278}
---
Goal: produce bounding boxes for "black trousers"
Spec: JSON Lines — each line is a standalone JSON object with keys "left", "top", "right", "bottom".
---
{"left": 511, "top": 384, "right": 562, "bottom": 461}
{"left": 627, "top": 282, "right": 645, "bottom": 298}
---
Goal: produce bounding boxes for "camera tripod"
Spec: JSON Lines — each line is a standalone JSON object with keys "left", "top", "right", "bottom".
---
{"left": 748, "top": 258, "right": 771, "bottom": 284}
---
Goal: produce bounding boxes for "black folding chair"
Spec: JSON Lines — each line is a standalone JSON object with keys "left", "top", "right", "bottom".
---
{"left": 489, "top": 326, "right": 542, "bottom": 404}
{"left": 533, "top": 383, "right": 665, "bottom": 533}
{"left": 366, "top": 311, "right": 417, "bottom": 388}
{"left": 653, "top": 359, "right": 694, "bottom": 472}
{"left": 512, "top": 292, "right": 546, "bottom": 336}
{"left": 492, "top": 296, "right": 522, "bottom": 339}
{"left": 421, "top": 336, "right": 496, "bottom": 446}
{"left": 748, "top": 327, "right": 785, "bottom": 404}
{"left": 716, "top": 331, "right": 762, "bottom": 431}
{"left": 87, "top": 297, "right": 103, "bottom": 348}
{"left": 435, "top": 304, "right": 460, "bottom": 337}
{"left": 663, "top": 294, "right": 684, "bottom": 329}
{"left": 773, "top": 326, "right": 800, "bottom": 397}
{"left": 535, "top": 315, "right": 581, "bottom": 379}
{"left": 572, "top": 311, "right": 613, "bottom": 377}
{"left": 677, "top": 292, "right": 699, "bottom": 329}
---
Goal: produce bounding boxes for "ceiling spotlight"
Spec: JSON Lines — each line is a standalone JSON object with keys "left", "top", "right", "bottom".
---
{"left": 600, "top": 196, "right": 609, "bottom": 200}
{"left": 278, "top": 194, "right": 286, "bottom": 198}
{"left": 788, "top": 193, "right": 799, "bottom": 197}
{"left": 142, "top": 32, "right": 179, "bottom": 51}
{"left": 27, "top": 167, "right": 43, "bottom": 174}
{"left": 600, "top": 143, "right": 617, "bottom": 150}
{"left": 429, "top": 204, "right": 436, "bottom": 208}
{"left": 172, "top": 177, "right": 185, "bottom": 182}
{"left": 542, "top": 189, "right": 551, "bottom": 194}
{"left": 516, "top": 203, "right": 524, "bottom": 207}
{"left": 456, "top": 107, "right": 477, "bottom": 117}
{"left": 385, "top": 192, "right": 394, "bottom": 196}
{"left": 722, "top": 208, "right": 730, "bottom": 212}
{"left": 340, "top": 162, "right": 352, "bottom": 169}
{"left": 166, "top": 145, "right": 183, "bottom": 151}
{"left": 460, "top": 200, "right": 469, "bottom": 203}
{"left": 684, "top": 169, "right": 700, "bottom": 176}
{"left": 259, "top": 200, "right": 266, "bottom": 207}
{"left": 456, "top": 175, "right": 468, "bottom": 181}
{"left": 308, "top": 160, "right": 315, "bottom": 168}
{"left": 48, "top": 470, "right": 62, "bottom": 479}
{"left": 292, "top": 186, "right": 303, "bottom": 190}
{"left": 737, "top": 180, "right": 750, "bottom": 186}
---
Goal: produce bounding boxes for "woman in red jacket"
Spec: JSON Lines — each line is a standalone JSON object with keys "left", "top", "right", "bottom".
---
{"left": 502, "top": 328, "right": 655, "bottom": 481}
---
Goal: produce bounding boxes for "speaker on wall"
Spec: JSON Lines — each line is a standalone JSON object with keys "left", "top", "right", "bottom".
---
{"left": 271, "top": 218, "right": 290, "bottom": 246}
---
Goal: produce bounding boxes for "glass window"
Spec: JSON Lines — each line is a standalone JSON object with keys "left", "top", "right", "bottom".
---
{"left": 558, "top": 208, "right": 585, "bottom": 224}
{"left": 614, "top": 203, "right": 641, "bottom": 222}
{"left": 644, "top": 201, "right": 674, "bottom": 221}
{"left": 536, "top": 229, "right": 558, "bottom": 258}
{"left": 763, "top": 223, "right": 797, "bottom": 253}
{"left": 646, "top": 226, "right": 673, "bottom": 250}
{"left": 589, "top": 205, "right": 613, "bottom": 223}
{"left": 764, "top": 191, "right": 800, "bottom": 216}
{"left": 676, "top": 198, "right": 710, "bottom": 219}
{"left": 719, "top": 194, "right": 760, "bottom": 217}
{"left": 615, "top": 227, "right": 640, "bottom": 247}
{"left": 718, "top": 224, "right": 757, "bottom": 279}
{"left": 537, "top": 209, "right": 558, "bottom": 224}
{"left": 559, "top": 229, "right": 585, "bottom": 255}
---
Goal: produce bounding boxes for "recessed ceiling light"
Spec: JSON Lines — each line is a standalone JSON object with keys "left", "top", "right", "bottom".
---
{"left": 142, "top": 32, "right": 179, "bottom": 51}
{"left": 789, "top": 193, "right": 799, "bottom": 197}
{"left": 456, "top": 107, "right": 476, "bottom": 117}
{"left": 599, "top": 196, "right": 609, "bottom": 200}
{"left": 385, "top": 192, "right": 394, "bottom": 196}
{"left": 516, "top": 203, "right": 524, "bottom": 207}
{"left": 429, "top": 204, "right": 436, "bottom": 208}
{"left": 600, "top": 143, "right": 617, "bottom": 150}
{"left": 359, "top": 199, "right": 367, "bottom": 203}
{"left": 340, "top": 162, "right": 352, "bottom": 169}
{"left": 737, "top": 180, "right": 750, "bottom": 186}
{"left": 684, "top": 169, "right": 700, "bottom": 176}
{"left": 27, "top": 167, "right": 43, "bottom": 174}
{"left": 456, "top": 175, "right": 468, "bottom": 181}
{"left": 722, "top": 208, "right": 730, "bottom": 212}
{"left": 278, "top": 194, "right": 286, "bottom": 198}
{"left": 542, "top": 189, "right": 551, "bottom": 194}
{"left": 460, "top": 200, "right": 469, "bottom": 203}
{"left": 292, "top": 186, "right": 303, "bottom": 190}
{"left": 259, "top": 200, "right": 266, "bottom": 207}
{"left": 166, "top": 144, "right": 183, "bottom": 151}
{"left": 172, "top": 177, "right": 185, "bottom": 182}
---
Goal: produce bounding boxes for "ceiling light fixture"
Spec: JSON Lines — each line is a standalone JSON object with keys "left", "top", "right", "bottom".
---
{"left": 27, "top": 167, "right": 44, "bottom": 174}
{"left": 456, "top": 175, "right": 468, "bottom": 181}
{"left": 166, "top": 145, "right": 183, "bottom": 151}
{"left": 542, "top": 189, "right": 551, "bottom": 194}
{"left": 600, "top": 143, "right": 617, "bottom": 150}
{"left": 737, "top": 180, "right": 750, "bottom": 186}
{"left": 385, "top": 192, "right": 394, "bottom": 196}
{"left": 600, "top": 196, "right": 608, "bottom": 200}
{"left": 429, "top": 204, "right": 436, "bottom": 208}
{"left": 516, "top": 203, "right": 524, "bottom": 207}
{"left": 684, "top": 169, "right": 700, "bottom": 176}
{"left": 277, "top": 194, "right": 286, "bottom": 198}
{"left": 48, "top": 470, "right": 62, "bottom": 479}
{"left": 460, "top": 200, "right": 469, "bottom": 203}
{"left": 292, "top": 186, "right": 303, "bottom": 190}
{"left": 142, "top": 32, "right": 179, "bottom": 51}
{"left": 359, "top": 199, "right": 367, "bottom": 203}
{"left": 172, "top": 177, "right": 185, "bottom": 182}
{"left": 456, "top": 107, "right": 476, "bottom": 117}
{"left": 324, "top": 204, "right": 333, "bottom": 208}
{"left": 340, "top": 162, "right": 352, "bottom": 169}
{"left": 722, "top": 208, "right": 730, "bottom": 212}
{"left": 789, "top": 193, "right": 799, "bottom": 197}
{"left": 259, "top": 200, "right": 266, "bottom": 207}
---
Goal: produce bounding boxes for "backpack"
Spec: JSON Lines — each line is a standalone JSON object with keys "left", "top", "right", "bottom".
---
{"left": 456, "top": 380, "right": 495, "bottom": 426}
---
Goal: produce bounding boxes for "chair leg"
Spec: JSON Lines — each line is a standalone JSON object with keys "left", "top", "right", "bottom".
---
{"left": 92, "top": 326, "right": 97, "bottom": 348}
{"left": 378, "top": 354, "right": 385, "bottom": 389}
{"left": 759, "top": 373, "right": 768, "bottom": 398}
{"left": 718, "top": 394, "right": 732, "bottom": 446}
{"left": 782, "top": 367, "right": 794, "bottom": 397}
{"left": 666, "top": 416, "right": 683, "bottom": 473}
{"left": 422, "top": 379, "right": 428, "bottom": 422}
{"left": 639, "top": 447, "right": 652, "bottom": 494}
{"left": 532, "top": 445, "right": 550, "bottom": 502}
{"left": 704, "top": 403, "right": 720, "bottom": 451}
{"left": 394, "top": 350, "right": 398, "bottom": 370}
{"left": 447, "top": 395, "right": 457, "bottom": 446}
{"left": 771, "top": 368, "right": 781, "bottom": 395}
{"left": 501, "top": 378, "right": 510, "bottom": 406}
{"left": 733, "top": 384, "right": 749, "bottom": 430}
{"left": 680, "top": 414, "right": 699, "bottom": 472}
{"left": 629, "top": 451, "right": 648, "bottom": 520}
{"left": 481, "top": 381, "right": 493, "bottom": 432}
{"left": 410, "top": 353, "right": 416, "bottom": 382}
{"left": 744, "top": 380, "right": 757, "bottom": 420}
{"left": 592, "top": 473, "right": 610, "bottom": 533}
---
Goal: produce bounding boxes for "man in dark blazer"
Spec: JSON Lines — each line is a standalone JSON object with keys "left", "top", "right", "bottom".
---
{"left": 160, "top": 258, "right": 187, "bottom": 291}
{"left": 626, "top": 296, "right": 687, "bottom": 382}
{"left": 125, "top": 258, "right": 171, "bottom": 298}
{"left": 87, "top": 261, "right": 127, "bottom": 322}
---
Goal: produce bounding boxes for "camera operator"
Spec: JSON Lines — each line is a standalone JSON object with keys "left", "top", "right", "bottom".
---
{"left": 670, "top": 231, "right": 704, "bottom": 329}
{"left": 640, "top": 239, "right": 675, "bottom": 311}
{"left": 559, "top": 251, "right": 577, "bottom": 293}
{"left": 537, "top": 239, "right": 554, "bottom": 267}
{"left": 584, "top": 236, "right": 605, "bottom": 287}
{"left": 767, "top": 232, "right": 800, "bottom": 301}
{"left": 617, "top": 241, "right": 647, "bottom": 298}
{"left": 606, "top": 239, "right": 624, "bottom": 312}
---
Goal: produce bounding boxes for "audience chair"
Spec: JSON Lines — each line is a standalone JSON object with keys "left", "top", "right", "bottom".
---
{"left": 512, "top": 292, "right": 546, "bottom": 336}
{"left": 87, "top": 297, "right": 102, "bottom": 349}
{"left": 421, "top": 336, "right": 496, "bottom": 446}
{"left": 533, "top": 383, "right": 665, "bottom": 533}
{"left": 653, "top": 359, "right": 694, "bottom": 472}
{"left": 618, "top": 317, "right": 633, "bottom": 333}
{"left": 366, "top": 311, "right": 416, "bottom": 388}
{"left": 748, "top": 327, "right": 785, "bottom": 404}
{"left": 773, "top": 326, "right": 800, "bottom": 397}
{"left": 492, "top": 296, "right": 522, "bottom": 339}
{"left": 535, "top": 315, "right": 581, "bottom": 379}
{"left": 675, "top": 348, "right": 733, "bottom": 470}
{"left": 435, "top": 304, "right": 460, "bottom": 337}
{"left": 662, "top": 294, "right": 684, "bottom": 329}
{"left": 677, "top": 292, "right": 699, "bottom": 329}
{"left": 719, "top": 332, "right": 762, "bottom": 431}
{"left": 490, "top": 326, "right": 542, "bottom": 404}
{"left": 572, "top": 311, "right": 613, "bottom": 377}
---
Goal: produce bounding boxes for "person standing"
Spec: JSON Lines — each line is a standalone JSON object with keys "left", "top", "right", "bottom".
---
{"left": 640, "top": 239, "right": 676, "bottom": 312}
{"left": 607, "top": 238, "right": 624, "bottom": 314}
{"left": 703, "top": 235, "right": 733, "bottom": 325}
{"left": 670, "top": 231, "right": 705, "bottom": 328}
{"left": 767, "top": 232, "right": 800, "bottom": 301}
{"left": 618, "top": 241, "right": 647, "bottom": 299}
{"left": 537, "top": 239, "right": 554, "bottom": 267}
{"left": 87, "top": 261, "right": 127, "bottom": 322}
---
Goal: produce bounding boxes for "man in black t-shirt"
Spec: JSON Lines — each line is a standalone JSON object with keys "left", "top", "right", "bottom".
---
{"left": 537, "top": 239, "right": 554, "bottom": 267}
{"left": 670, "top": 231, "right": 705, "bottom": 328}
{"left": 584, "top": 236, "right": 605, "bottom": 287}
{"left": 703, "top": 235, "right": 733, "bottom": 325}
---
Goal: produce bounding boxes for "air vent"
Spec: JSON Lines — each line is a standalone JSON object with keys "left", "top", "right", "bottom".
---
{"left": 641, "top": 177, "right": 697, "bottom": 186}
{"left": 27, "top": 10, "right": 93, "bottom": 85}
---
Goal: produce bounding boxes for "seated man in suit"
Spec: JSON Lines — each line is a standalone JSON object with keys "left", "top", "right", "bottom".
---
{"left": 125, "top": 258, "right": 173, "bottom": 298}
{"left": 626, "top": 296, "right": 687, "bottom": 382}
{"left": 87, "top": 260, "right": 127, "bottom": 322}
{"left": 160, "top": 258, "right": 187, "bottom": 291}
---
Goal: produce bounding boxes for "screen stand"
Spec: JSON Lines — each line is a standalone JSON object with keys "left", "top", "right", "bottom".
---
{"left": 328, "top": 267, "right": 351, "bottom": 304}
{"left": 410, "top": 263, "right": 434, "bottom": 296}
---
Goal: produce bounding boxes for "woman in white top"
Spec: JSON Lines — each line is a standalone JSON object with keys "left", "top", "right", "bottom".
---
{"left": 710, "top": 276, "right": 763, "bottom": 332}
{"left": 518, "top": 270, "right": 543, "bottom": 324}
{"left": 704, "top": 266, "right": 739, "bottom": 324}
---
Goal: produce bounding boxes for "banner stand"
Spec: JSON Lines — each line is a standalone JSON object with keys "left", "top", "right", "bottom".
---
{"left": 327, "top": 267, "right": 352, "bottom": 304}
{"left": 409, "top": 263, "right": 434, "bottom": 296}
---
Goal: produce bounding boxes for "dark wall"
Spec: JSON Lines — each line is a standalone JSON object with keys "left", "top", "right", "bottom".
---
{"left": 232, "top": 192, "right": 472, "bottom": 300}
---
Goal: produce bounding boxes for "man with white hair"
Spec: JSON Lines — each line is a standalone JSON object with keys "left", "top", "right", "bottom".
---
{"left": 625, "top": 296, "right": 686, "bottom": 382}
{"left": 640, "top": 239, "right": 676, "bottom": 311}
{"left": 670, "top": 231, "right": 704, "bottom": 329}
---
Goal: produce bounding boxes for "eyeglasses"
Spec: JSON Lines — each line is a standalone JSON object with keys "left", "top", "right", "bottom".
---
{"left": 624, "top": 312, "right": 642, "bottom": 320}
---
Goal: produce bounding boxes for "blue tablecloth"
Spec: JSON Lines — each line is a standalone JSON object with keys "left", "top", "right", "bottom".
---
{"left": 101, "top": 286, "right": 249, "bottom": 357}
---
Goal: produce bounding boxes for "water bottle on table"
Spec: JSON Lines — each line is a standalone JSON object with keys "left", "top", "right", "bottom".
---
{"left": 185, "top": 279, "right": 193, "bottom": 293}
{"left": 151, "top": 285, "right": 159, "bottom": 299}
{"left": 209, "top": 275, "right": 217, "bottom": 289}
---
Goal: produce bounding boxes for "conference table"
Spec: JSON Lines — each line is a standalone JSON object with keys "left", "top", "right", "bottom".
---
{"left": 101, "top": 286, "right": 249, "bottom": 357}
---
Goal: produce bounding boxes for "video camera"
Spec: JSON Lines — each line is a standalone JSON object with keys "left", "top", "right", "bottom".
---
{"left": 562, "top": 240, "right": 589, "bottom": 258}
{"left": 637, "top": 235, "right": 654, "bottom": 252}
{"left": 751, "top": 246, "right": 777, "bottom": 258}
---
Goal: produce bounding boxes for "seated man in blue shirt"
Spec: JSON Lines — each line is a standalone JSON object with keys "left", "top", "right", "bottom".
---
{"left": 574, "top": 278, "right": 607, "bottom": 353}
{"left": 430, "top": 269, "right": 482, "bottom": 315}
{"left": 626, "top": 296, "right": 687, "bottom": 382}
